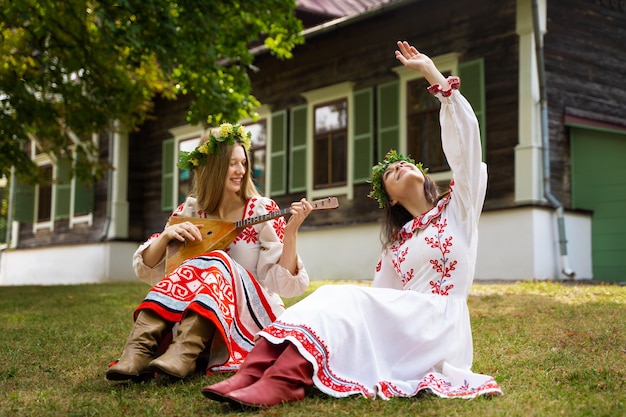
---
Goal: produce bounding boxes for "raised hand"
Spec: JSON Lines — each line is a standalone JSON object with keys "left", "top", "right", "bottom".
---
{"left": 394, "top": 41, "right": 448, "bottom": 88}
{"left": 394, "top": 41, "right": 434, "bottom": 72}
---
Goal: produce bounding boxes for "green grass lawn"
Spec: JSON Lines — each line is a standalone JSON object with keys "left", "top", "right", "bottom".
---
{"left": 0, "top": 279, "right": 624, "bottom": 417}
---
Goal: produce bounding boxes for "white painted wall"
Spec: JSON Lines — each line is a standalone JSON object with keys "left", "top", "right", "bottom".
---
{"left": 0, "top": 242, "right": 139, "bottom": 286}
{"left": 0, "top": 207, "right": 592, "bottom": 286}
{"left": 475, "top": 207, "right": 592, "bottom": 280}
{"left": 297, "top": 207, "right": 593, "bottom": 282}
{"left": 297, "top": 222, "right": 382, "bottom": 281}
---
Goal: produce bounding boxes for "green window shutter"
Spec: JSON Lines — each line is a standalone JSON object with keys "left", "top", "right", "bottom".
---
{"left": 270, "top": 111, "right": 287, "bottom": 196}
{"left": 162, "top": 138, "right": 175, "bottom": 211}
{"left": 73, "top": 179, "right": 94, "bottom": 216}
{"left": 289, "top": 105, "right": 307, "bottom": 192}
{"left": 377, "top": 80, "right": 400, "bottom": 161}
{"left": 73, "top": 149, "right": 95, "bottom": 216}
{"left": 459, "top": 58, "right": 486, "bottom": 160}
{"left": 353, "top": 88, "right": 374, "bottom": 183}
{"left": 13, "top": 178, "right": 35, "bottom": 223}
{"left": 54, "top": 157, "right": 72, "bottom": 220}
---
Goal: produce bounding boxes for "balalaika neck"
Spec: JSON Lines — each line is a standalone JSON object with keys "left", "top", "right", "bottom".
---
{"left": 234, "top": 197, "right": 339, "bottom": 229}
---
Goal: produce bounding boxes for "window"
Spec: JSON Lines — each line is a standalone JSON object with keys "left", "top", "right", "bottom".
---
{"left": 313, "top": 99, "right": 348, "bottom": 189}
{"left": 394, "top": 54, "right": 485, "bottom": 183}
{"left": 244, "top": 119, "right": 267, "bottom": 194}
{"left": 165, "top": 125, "right": 204, "bottom": 211}
{"left": 262, "top": 56, "right": 484, "bottom": 203}
{"left": 12, "top": 152, "right": 94, "bottom": 232}
{"left": 37, "top": 165, "right": 53, "bottom": 223}
{"left": 393, "top": 53, "right": 461, "bottom": 185}
{"left": 177, "top": 137, "right": 200, "bottom": 205}
{"left": 406, "top": 74, "right": 451, "bottom": 173}
{"left": 301, "top": 81, "right": 354, "bottom": 200}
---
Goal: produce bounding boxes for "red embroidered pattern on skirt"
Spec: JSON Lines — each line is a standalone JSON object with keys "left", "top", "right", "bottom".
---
{"left": 264, "top": 321, "right": 375, "bottom": 398}
{"left": 378, "top": 373, "right": 501, "bottom": 399}
{"left": 136, "top": 251, "right": 276, "bottom": 372}
{"left": 264, "top": 321, "right": 500, "bottom": 400}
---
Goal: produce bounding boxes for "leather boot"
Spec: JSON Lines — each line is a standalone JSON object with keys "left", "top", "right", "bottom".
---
{"left": 224, "top": 342, "right": 313, "bottom": 408}
{"left": 106, "top": 309, "right": 169, "bottom": 381}
{"left": 148, "top": 311, "right": 215, "bottom": 379}
{"left": 201, "top": 338, "right": 286, "bottom": 402}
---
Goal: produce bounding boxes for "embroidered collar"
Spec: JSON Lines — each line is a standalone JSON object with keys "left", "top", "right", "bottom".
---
{"left": 393, "top": 194, "right": 451, "bottom": 244}
{"left": 410, "top": 195, "right": 450, "bottom": 230}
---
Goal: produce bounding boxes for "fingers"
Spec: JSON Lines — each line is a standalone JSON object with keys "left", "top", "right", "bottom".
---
{"left": 288, "top": 198, "right": 312, "bottom": 226}
{"left": 301, "top": 198, "right": 313, "bottom": 214}
{"left": 289, "top": 199, "right": 310, "bottom": 216}
{"left": 396, "top": 40, "right": 420, "bottom": 59}
{"left": 397, "top": 40, "right": 410, "bottom": 56}
{"left": 169, "top": 221, "right": 202, "bottom": 242}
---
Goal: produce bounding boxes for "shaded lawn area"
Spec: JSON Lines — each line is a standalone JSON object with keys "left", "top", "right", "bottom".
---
{"left": 0, "top": 279, "right": 624, "bottom": 417}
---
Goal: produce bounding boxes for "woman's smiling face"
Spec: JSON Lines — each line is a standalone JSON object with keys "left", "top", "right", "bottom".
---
{"left": 224, "top": 144, "right": 247, "bottom": 194}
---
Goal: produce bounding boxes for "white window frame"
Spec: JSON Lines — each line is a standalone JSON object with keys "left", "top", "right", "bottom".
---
{"left": 301, "top": 82, "right": 355, "bottom": 201}
{"left": 241, "top": 104, "right": 272, "bottom": 194}
{"left": 31, "top": 151, "right": 94, "bottom": 232}
{"left": 69, "top": 134, "right": 97, "bottom": 228}
{"left": 32, "top": 156, "right": 54, "bottom": 233}
{"left": 168, "top": 124, "right": 205, "bottom": 208}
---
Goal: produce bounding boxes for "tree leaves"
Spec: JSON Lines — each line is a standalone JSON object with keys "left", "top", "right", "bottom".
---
{"left": 0, "top": 0, "right": 303, "bottom": 183}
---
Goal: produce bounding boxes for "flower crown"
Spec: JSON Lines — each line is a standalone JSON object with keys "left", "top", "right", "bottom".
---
{"left": 177, "top": 123, "right": 252, "bottom": 170}
{"left": 368, "top": 149, "right": 428, "bottom": 208}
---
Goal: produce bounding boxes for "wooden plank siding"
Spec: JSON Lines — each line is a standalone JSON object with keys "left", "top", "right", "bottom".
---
{"left": 543, "top": 0, "right": 626, "bottom": 209}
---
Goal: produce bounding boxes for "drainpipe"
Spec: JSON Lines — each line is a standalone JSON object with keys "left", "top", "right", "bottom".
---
{"left": 532, "top": 0, "right": 575, "bottom": 279}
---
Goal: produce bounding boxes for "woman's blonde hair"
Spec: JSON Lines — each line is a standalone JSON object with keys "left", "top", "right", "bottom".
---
{"left": 191, "top": 131, "right": 259, "bottom": 215}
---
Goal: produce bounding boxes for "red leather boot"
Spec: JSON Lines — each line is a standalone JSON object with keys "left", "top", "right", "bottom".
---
{"left": 223, "top": 342, "right": 314, "bottom": 408}
{"left": 201, "top": 338, "right": 286, "bottom": 402}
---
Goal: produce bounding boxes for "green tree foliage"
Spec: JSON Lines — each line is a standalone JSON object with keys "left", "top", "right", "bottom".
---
{"left": 0, "top": 0, "right": 303, "bottom": 183}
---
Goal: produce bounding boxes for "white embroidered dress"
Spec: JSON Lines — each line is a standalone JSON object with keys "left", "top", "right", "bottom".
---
{"left": 258, "top": 80, "right": 502, "bottom": 399}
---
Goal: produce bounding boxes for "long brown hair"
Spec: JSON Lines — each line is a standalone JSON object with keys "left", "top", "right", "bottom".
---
{"left": 379, "top": 174, "right": 449, "bottom": 248}
{"left": 191, "top": 133, "right": 259, "bottom": 216}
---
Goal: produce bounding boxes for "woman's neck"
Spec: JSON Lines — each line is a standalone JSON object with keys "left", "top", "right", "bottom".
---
{"left": 216, "top": 193, "right": 246, "bottom": 222}
{"left": 404, "top": 200, "right": 435, "bottom": 218}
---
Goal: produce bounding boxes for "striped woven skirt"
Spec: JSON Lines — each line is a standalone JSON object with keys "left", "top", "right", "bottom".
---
{"left": 136, "top": 250, "right": 282, "bottom": 373}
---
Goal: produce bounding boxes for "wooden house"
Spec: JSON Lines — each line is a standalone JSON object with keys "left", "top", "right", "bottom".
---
{"left": 2, "top": 0, "right": 625, "bottom": 285}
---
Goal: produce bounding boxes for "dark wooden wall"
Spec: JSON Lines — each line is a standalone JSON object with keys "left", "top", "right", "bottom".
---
{"left": 544, "top": 0, "right": 626, "bottom": 208}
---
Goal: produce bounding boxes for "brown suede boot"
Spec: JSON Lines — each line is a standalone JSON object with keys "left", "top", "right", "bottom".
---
{"left": 106, "top": 309, "right": 170, "bottom": 381}
{"left": 148, "top": 311, "right": 215, "bottom": 379}
{"left": 224, "top": 342, "right": 313, "bottom": 408}
{"left": 201, "top": 338, "right": 287, "bottom": 402}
